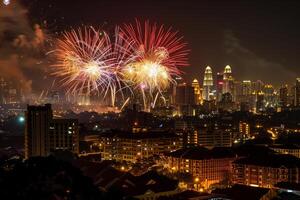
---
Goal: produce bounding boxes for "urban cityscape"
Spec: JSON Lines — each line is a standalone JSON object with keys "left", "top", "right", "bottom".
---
{"left": 1, "top": 0, "right": 300, "bottom": 200}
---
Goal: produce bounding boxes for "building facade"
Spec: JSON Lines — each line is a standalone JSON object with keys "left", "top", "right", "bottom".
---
{"left": 232, "top": 155, "right": 300, "bottom": 188}
{"left": 96, "top": 132, "right": 182, "bottom": 163}
{"left": 163, "top": 147, "right": 236, "bottom": 189}
{"left": 223, "top": 65, "right": 234, "bottom": 96}
{"left": 25, "top": 104, "right": 79, "bottom": 159}
{"left": 203, "top": 66, "right": 213, "bottom": 101}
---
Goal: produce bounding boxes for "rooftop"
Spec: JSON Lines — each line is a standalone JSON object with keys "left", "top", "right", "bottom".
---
{"left": 233, "top": 154, "right": 300, "bottom": 168}
{"left": 165, "top": 147, "right": 235, "bottom": 160}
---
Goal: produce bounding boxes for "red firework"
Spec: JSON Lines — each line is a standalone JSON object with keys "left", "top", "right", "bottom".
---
{"left": 119, "top": 19, "right": 189, "bottom": 76}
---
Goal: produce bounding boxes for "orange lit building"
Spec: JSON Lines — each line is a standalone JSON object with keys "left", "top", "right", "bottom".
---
{"left": 96, "top": 131, "right": 182, "bottom": 163}
{"left": 239, "top": 121, "right": 250, "bottom": 137}
{"left": 232, "top": 154, "right": 300, "bottom": 188}
{"left": 162, "top": 147, "right": 236, "bottom": 189}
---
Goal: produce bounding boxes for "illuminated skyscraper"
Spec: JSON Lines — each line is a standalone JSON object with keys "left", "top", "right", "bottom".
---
{"left": 192, "top": 79, "right": 202, "bottom": 105}
{"left": 295, "top": 78, "right": 300, "bottom": 107}
{"left": 223, "top": 65, "right": 234, "bottom": 95}
{"left": 203, "top": 66, "right": 213, "bottom": 100}
{"left": 252, "top": 80, "right": 264, "bottom": 92}
{"left": 235, "top": 80, "right": 251, "bottom": 103}
{"left": 216, "top": 73, "right": 224, "bottom": 101}
{"left": 242, "top": 80, "right": 252, "bottom": 96}
{"left": 263, "top": 84, "right": 275, "bottom": 108}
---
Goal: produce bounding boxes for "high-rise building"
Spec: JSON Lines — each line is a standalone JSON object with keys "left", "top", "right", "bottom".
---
{"left": 242, "top": 80, "right": 252, "bottom": 97}
{"left": 279, "top": 85, "right": 288, "bottom": 107}
{"left": 175, "top": 83, "right": 195, "bottom": 116}
{"left": 218, "top": 93, "right": 236, "bottom": 111}
{"left": 175, "top": 83, "right": 195, "bottom": 106}
{"left": 222, "top": 65, "right": 234, "bottom": 95}
{"left": 191, "top": 79, "right": 202, "bottom": 105}
{"left": 233, "top": 81, "right": 242, "bottom": 103}
{"left": 49, "top": 119, "right": 79, "bottom": 154}
{"left": 203, "top": 66, "right": 213, "bottom": 100}
{"left": 252, "top": 80, "right": 264, "bottom": 93}
{"left": 294, "top": 78, "right": 300, "bottom": 107}
{"left": 235, "top": 80, "right": 251, "bottom": 104}
{"left": 263, "top": 84, "right": 276, "bottom": 108}
{"left": 25, "top": 104, "right": 79, "bottom": 159}
{"left": 0, "top": 77, "right": 22, "bottom": 104}
{"left": 239, "top": 122, "right": 250, "bottom": 138}
{"left": 216, "top": 73, "right": 224, "bottom": 102}
{"left": 25, "top": 104, "right": 53, "bottom": 159}
{"left": 256, "top": 91, "right": 265, "bottom": 112}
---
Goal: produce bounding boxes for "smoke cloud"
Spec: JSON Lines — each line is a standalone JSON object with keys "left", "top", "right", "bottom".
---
{"left": 224, "top": 30, "right": 295, "bottom": 86}
{"left": 0, "top": 1, "right": 49, "bottom": 94}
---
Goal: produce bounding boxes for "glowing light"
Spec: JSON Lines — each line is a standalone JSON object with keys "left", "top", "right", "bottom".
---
{"left": 3, "top": 0, "right": 10, "bottom": 6}
{"left": 52, "top": 26, "right": 115, "bottom": 103}
{"left": 120, "top": 20, "right": 189, "bottom": 110}
{"left": 18, "top": 116, "right": 25, "bottom": 123}
{"left": 51, "top": 26, "right": 137, "bottom": 107}
{"left": 51, "top": 20, "right": 189, "bottom": 110}
{"left": 83, "top": 62, "right": 101, "bottom": 79}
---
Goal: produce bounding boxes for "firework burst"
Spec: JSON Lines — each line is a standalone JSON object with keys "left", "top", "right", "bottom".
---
{"left": 106, "top": 27, "right": 137, "bottom": 106}
{"left": 120, "top": 20, "right": 189, "bottom": 110}
{"left": 52, "top": 26, "right": 115, "bottom": 100}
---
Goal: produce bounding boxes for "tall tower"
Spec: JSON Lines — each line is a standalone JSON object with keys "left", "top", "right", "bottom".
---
{"left": 279, "top": 85, "right": 288, "bottom": 107}
{"left": 203, "top": 66, "right": 213, "bottom": 100}
{"left": 192, "top": 79, "right": 202, "bottom": 105}
{"left": 216, "top": 73, "right": 224, "bottom": 101}
{"left": 25, "top": 104, "right": 79, "bottom": 159}
{"left": 223, "top": 65, "right": 234, "bottom": 95}
{"left": 25, "top": 104, "right": 53, "bottom": 159}
{"left": 295, "top": 78, "right": 300, "bottom": 107}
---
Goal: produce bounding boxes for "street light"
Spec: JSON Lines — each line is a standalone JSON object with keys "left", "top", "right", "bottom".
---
{"left": 194, "top": 177, "right": 199, "bottom": 191}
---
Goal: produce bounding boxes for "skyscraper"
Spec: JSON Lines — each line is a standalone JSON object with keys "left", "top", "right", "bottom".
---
{"left": 263, "top": 84, "right": 275, "bottom": 108}
{"left": 279, "top": 85, "right": 288, "bottom": 107}
{"left": 203, "top": 66, "right": 213, "bottom": 100}
{"left": 256, "top": 91, "right": 265, "bottom": 112}
{"left": 295, "top": 78, "right": 300, "bottom": 107}
{"left": 175, "top": 83, "right": 195, "bottom": 106}
{"left": 242, "top": 80, "right": 252, "bottom": 96}
{"left": 25, "top": 104, "right": 79, "bottom": 159}
{"left": 222, "top": 65, "right": 234, "bottom": 95}
{"left": 252, "top": 80, "right": 264, "bottom": 93}
{"left": 191, "top": 79, "right": 202, "bottom": 105}
{"left": 25, "top": 104, "right": 53, "bottom": 159}
{"left": 216, "top": 73, "right": 224, "bottom": 102}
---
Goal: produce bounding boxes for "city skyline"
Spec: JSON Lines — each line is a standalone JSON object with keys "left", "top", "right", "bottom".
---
{"left": 2, "top": 1, "right": 300, "bottom": 199}
{"left": 0, "top": 0, "right": 300, "bottom": 97}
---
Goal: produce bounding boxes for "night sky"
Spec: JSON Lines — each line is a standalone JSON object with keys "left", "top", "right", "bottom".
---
{"left": 2, "top": 0, "right": 300, "bottom": 92}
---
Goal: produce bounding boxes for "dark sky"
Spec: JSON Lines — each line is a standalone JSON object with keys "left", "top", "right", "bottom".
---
{"left": 21, "top": 0, "right": 300, "bottom": 86}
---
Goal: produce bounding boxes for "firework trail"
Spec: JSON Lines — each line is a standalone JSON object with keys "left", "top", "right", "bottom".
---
{"left": 120, "top": 20, "right": 189, "bottom": 110}
{"left": 52, "top": 26, "right": 115, "bottom": 103}
{"left": 106, "top": 27, "right": 137, "bottom": 107}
